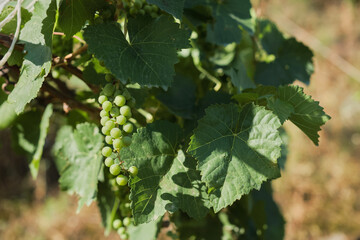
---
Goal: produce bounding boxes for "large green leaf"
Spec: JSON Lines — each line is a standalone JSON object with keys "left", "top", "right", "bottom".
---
{"left": 10, "top": 104, "right": 53, "bottom": 178}
{"left": 53, "top": 123, "right": 104, "bottom": 210}
{"left": 0, "top": 101, "right": 17, "bottom": 129}
{"left": 84, "top": 16, "right": 190, "bottom": 89}
{"left": 0, "top": 5, "right": 32, "bottom": 34}
{"left": 147, "top": 0, "right": 185, "bottom": 19}
{"left": 128, "top": 218, "right": 161, "bottom": 240}
{"left": 188, "top": 103, "right": 282, "bottom": 212}
{"left": 7, "top": 0, "right": 57, "bottom": 114}
{"left": 58, "top": 0, "right": 104, "bottom": 37}
{"left": 254, "top": 20, "right": 314, "bottom": 86}
{"left": 271, "top": 85, "right": 330, "bottom": 145}
{"left": 121, "top": 121, "right": 210, "bottom": 224}
{"left": 185, "top": 0, "right": 254, "bottom": 44}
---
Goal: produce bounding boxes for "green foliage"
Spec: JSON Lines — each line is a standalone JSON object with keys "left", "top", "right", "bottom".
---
{"left": 0, "top": 0, "right": 331, "bottom": 239}
{"left": 84, "top": 16, "right": 190, "bottom": 89}
{"left": 53, "top": 123, "right": 104, "bottom": 210}
{"left": 7, "top": 0, "right": 57, "bottom": 114}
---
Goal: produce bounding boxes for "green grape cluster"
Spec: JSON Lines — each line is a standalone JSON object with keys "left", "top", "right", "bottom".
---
{"left": 99, "top": 82, "right": 139, "bottom": 187}
{"left": 112, "top": 214, "right": 133, "bottom": 239}
{"left": 122, "top": 0, "right": 160, "bottom": 18}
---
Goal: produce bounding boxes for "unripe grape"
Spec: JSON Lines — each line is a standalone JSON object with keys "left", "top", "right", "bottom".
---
{"left": 114, "top": 95, "right": 126, "bottom": 107}
{"left": 100, "top": 110, "right": 109, "bottom": 117}
{"left": 102, "top": 146, "right": 112, "bottom": 157}
{"left": 105, "top": 120, "right": 116, "bottom": 130}
{"left": 105, "top": 157, "right": 114, "bottom": 167}
{"left": 113, "top": 138, "right": 123, "bottom": 150}
{"left": 134, "top": 0, "right": 142, "bottom": 9}
{"left": 105, "top": 74, "right": 113, "bottom": 82}
{"left": 139, "top": 9, "right": 145, "bottom": 15}
{"left": 129, "top": 8, "right": 137, "bottom": 15}
{"left": 120, "top": 106, "right": 132, "bottom": 117}
{"left": 120, "top": 233, "right": 129, "bottom": 240}
{"left": 98, "top": 95, "right": 108, "bottom": 104}
{"left": 116, "top": 175, "right": 128, "bottom": 186}
{"left": 144, "top": 5, "right": 152, "bottom": 13}
{"left": 110, "top": 128, "right": 122, "bottom": 138}
{"left": 122, "top": 136, "right": 132, "bottom": 146}
{"left": 103, "top": 83, "right": 115, "bottom": 96}
{"left": 125, "top": 203, "right": 130, "bottom": 208}
{"left": 128, "top": 166, "right": 138, "bottom": 176}
{"left": 123, "top": 217, "right": 131, "bottom": 226}
{"left": 123, "top": 123, "right": 133, "bottom": 133}
{"left": 110, "top": 107, "right": 120, "bottom": 117}
{"left": 113, "top": 219, "right": 122, "bottom": 229}
{"left": 116, "top": 115, "right": 127, "bottom": 125}
{"left": 152, "top": 5, "right": 158, "bottom": 12}
{"left": 52, "top": 70, "right": 60, "bottom": 79}
{"left": 105, "top": 135, "right": 113, "bottom": 144}
{"left": 102, "top": 101, "right": 112, "bottom": 112}
{"left": 100, "top": 116, "right": 110, "bottom": 126}
{"left": 109, "top": 164, "right": 121, "bottom": 175}
{"left": 102, "top": 126, "right": 111, "bottom": 135}
{"left": 117, "top": 227, "right": 126, "bottom": 235}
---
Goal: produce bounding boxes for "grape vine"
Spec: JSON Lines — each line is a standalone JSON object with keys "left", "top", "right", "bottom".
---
{"left": 0, "top": 0, "right": 330, "bottom": 239}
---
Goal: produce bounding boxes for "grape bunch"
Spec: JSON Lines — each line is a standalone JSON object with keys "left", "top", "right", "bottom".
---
{"left": 112, "top": 214, "right": 133, "bottom": 239}
{"left": 98, "top": 82, "right": 138, "bottom": 187}
{"left": 122, "top": 0, "right": 160, "bottom": 18}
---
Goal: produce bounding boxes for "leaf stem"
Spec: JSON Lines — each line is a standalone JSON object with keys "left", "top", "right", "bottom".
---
{"left": 196, "top": 65, "right": 222, "bottom": 91}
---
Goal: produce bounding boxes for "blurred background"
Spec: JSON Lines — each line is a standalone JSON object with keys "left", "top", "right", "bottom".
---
{"left": 1, "top": 0, "right": 360, "bottom": 239}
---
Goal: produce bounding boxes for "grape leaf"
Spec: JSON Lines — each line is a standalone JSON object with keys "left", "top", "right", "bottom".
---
{"left": 121, "top": 121, "right": 210, "bottom": 224}
{"left": 97, "top": 179, "right": 117, "bottom": 235}
{"left": 185, "top": 0, "right": 254, "bottom": 44}
{"left": 7, "top": 0, "right": 57, "bottom": 114}
{"left": 271, "top": 85, "right": 330, "bottom": 145}
{"left": 53, "top": 123, "right": 104, "bottom": 211}
{"left": 58, "top": 0, "right": 104, "bottom": 37}
{"left": 147, "top": 0, "right": 185, "bottom": 19}
{"left": 225, "top": 61, "right": 255, "bottom": 93}
{"left": 127, "top": 218, "right": 161, "bottom": 240}
{"left": 10, "top": 104, "right": 53, "bottom": 178}
{"left": 0, "top": 101, "right": 17, "bottom": 129}
{"left": 188, "top": 103, "right": 282, "bottom": 212}
{"left": 84, "top": 16, "right": 190, "bottom": 89}
{"left": 254, "top": 20, "right": 314, "bottom": 86}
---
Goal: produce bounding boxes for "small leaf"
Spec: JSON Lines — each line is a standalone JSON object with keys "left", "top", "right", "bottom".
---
{"left": 254, "top": 20, "right": 314, "bottom": 86}
{"left": 274, "top": 85, "right": 330, "bottom": 145}
{"left": 121, "top": 121, "right": 210, "bottom": 224}
{"left": 185, "top": 0, "right": 254, "bottom": 44}
{"left": 188, "top": 103, "right": 282, "bottom": 212}
{"left": 7, "top": 0, "right": 57, "bottom": 114}
{"left": 53, "top": 123, "right": 104, "bottom": 211}
{"left": 84, "top": 16, "right": 190, "bottom": 89}
{"left": 147, "top": 0, "right": 185, "bottom": 19}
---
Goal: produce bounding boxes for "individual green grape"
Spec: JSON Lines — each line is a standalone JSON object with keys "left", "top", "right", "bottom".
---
{"left": 102, "top": 126, "right": 111, "bottom": 135}
{"left": 128, "top": 166, "right": 138, "bottom": 176}
{"left": 117, "top": 227, "right": 126, "bottom": 235}
{"left": 120, "top": 106, "right": 132, "bottom": 117}
{"left": 110, "top": 128, "right": 122, "bottom": 138}
{"left": 124, "top": 203, "right": 131, "bottom": 208}
{"left": 103, "top": 83, "right": 115, "bottom": 96}
{"left": 102, "top": 101, "right": 112, "bottom": 112}
{"left": 139, "top": 9, "right": 145, "bottom": 15}
{"left": 122, "top": 136, "right": 132, "bottom": 146}
{"left": 98, "top": 95, "right": 108, "bottom": 104}
{"left": 104, "top": 157, "right": 114, "bottom": 167}
{"left": 144, "top": 5, "right": 152, "bottom": 14}
{"left": 123, "top": 217, "right": 131, "bottom": 226}
{"left": 116, "top": 175, "right": 128, "bottom": 186}
{"left": 105, "top": 135, "right": 113, "bottom": 145}
{"left": 102, "top": 146, "right": 112, "bottom": 157}
{"left": 105, "top": 74, "right": 113, "bottom": 82}
{"left": 116, "top": 115, "right": 127, "bottom": 125}
{"left": 110, "top": 107, "right": 120, "bottom": 117}
{"left": 123, "top": 123, "right": 134, "bottom": 133}
{"left": 113, "top": 138, "right": 123, "bottom": 150}
{"left": 114, "top": 95, "right": 126, "bottom": 107}
{"left": 100, "top": 116, "right": 110, "bottom": 126}
{"left": 134, "top": 0, "right": 142, "bottom": 9}
{"left": 100, "top": 110, "right": 109, "bottom": 117}
{"left": 105, "top": 120, "right": 116, "bottom": 130}
{"left": 113, "top": 219, "right": 122, "bottom": 229}
{"left": 110, "top": 164, "right": 121, "bottom": 175}
{"left": 120, "top": 233, "right": 129, "bottom": 240}
{"left": 52, "top": 70, "right": 60, "bottom": 79}
{"left": 129, "top": 8, "right": 138, "bottom": 15}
